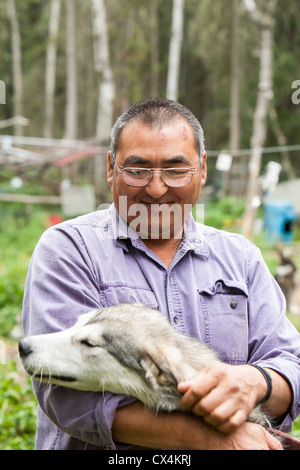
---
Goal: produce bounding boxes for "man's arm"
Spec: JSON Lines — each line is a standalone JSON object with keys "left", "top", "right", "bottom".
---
{"left": 112, "top": 401, "right": 283, "bottom": 450}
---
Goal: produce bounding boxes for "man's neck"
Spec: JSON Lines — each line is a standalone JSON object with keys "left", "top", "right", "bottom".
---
{"left": 142, "top": 237, "right": 182, "bottom": 269}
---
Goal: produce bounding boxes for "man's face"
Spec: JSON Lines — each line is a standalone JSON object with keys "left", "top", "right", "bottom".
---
{"left": 107, "top": 119, "right": 207, "bottom": 240}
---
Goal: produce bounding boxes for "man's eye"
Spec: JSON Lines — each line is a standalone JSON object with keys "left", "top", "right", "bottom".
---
{"left": 80, "top": 339, "right": 97, "bottom": 348}
{"left": 166, "top": 169, "right": 188, "bottom": 176}
{"left": 127, "top": 169, "right": 149, "bottom": 177}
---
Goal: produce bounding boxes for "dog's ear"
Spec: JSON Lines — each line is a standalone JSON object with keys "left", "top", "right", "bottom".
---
{"left": 138, "top": 342, "right": 194, "bottom": 390}
{"left": 103, "top": 332, "right": 187, "bottom": 390}
{"left": 139, "top": 353, "right": 178, "bottom": 390}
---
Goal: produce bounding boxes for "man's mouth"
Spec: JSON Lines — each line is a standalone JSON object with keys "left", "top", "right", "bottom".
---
{"left": 138, "top": 201, "right": 176, "bottom": 207}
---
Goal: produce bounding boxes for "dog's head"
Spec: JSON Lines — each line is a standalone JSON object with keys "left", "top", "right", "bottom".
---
{"left": 19, "top": 304, "right": 202, "bottom": 407}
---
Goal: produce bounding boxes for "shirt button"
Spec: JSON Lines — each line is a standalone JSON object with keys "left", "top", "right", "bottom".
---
{"left": 174, "top": 317, "right": 179, "bottom": 324}
{"left": 230, "top": 301, "right": 237, "bottom": 309}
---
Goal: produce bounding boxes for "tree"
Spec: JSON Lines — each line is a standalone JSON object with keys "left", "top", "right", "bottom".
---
{"left": 64, "top": 0, "right": 78, "bottom": 140}
{"left": 44, "top": 0, "right": 61, "bottom": 138}
{"left": 227, "top": 0, "right": 248, "bottom": 196}
{"left": 90, "top": 0, "right": 115, "bottom": 195}
{"left": 242, "top": 0, "right": 277, "bottom": 239}
{"left": 6, "top": 0, "right": 23, "bottom": 136}
{"left": 166, "top": 0, "right": 185, "bottom": 101}
{"left": 90, "top": 0, "right": 115, "bottom": 143}
{"left": 150, "top": 0, "right": 160, "bottom": 97}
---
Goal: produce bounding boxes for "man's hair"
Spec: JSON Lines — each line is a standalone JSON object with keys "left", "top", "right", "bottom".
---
{"left": 110, "top": 98, "right": 205, "bottom": 166}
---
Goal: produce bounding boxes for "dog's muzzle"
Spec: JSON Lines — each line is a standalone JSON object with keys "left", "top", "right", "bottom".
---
{"left": 18, "top": 338, "right": 77, "bottom": 383}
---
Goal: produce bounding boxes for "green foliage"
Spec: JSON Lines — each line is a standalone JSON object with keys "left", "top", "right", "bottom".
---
{"left": 292, "top": 416, "right": 300, "bottom": 439}
{"left": 0, "top": 203, "right": 52, "bottom": 337}
{"left": 0, "top": 203, "right": 48, "bottom": 449}
{"left": 0, "top": 360, "right": 37, "bottom": 450}
{"left": 195, "top": 197, "right": 246, "bottom": 231}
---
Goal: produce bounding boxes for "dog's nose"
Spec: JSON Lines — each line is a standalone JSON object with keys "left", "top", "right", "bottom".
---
{"left": 18, "top": 339, "right": 33, "bottom": 358}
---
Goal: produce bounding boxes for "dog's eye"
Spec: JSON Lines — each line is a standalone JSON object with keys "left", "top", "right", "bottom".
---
{"left": 80, "top": 339, "right": 97, "bottom": 348}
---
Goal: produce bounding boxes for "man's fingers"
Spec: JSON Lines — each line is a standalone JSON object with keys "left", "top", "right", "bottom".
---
{"left": 178, "top": 369, "right": 218, "bottom": 411}
{"left": 264, "top": 429, "right": 284, "bottom": 450}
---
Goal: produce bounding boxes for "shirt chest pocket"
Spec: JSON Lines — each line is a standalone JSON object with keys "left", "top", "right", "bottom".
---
{"left": 99, "top": 282, "right": 159, "bottom": 310}
{"left": 198, "top": 280, "right": 249, "bottom": 364}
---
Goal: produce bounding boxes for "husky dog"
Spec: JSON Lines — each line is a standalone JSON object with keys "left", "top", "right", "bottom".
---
{"left": 19, "top": 303, "right": 267, "bottom": 426}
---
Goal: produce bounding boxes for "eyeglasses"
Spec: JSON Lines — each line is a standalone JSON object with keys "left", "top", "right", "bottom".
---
{"left": 114, "top": 160, "right": 200, "bottom": 188}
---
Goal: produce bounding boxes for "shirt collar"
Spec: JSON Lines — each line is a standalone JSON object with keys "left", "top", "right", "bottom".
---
{"left": 181, "top": 214, "right": 210, "bottom": 259}
{"left": 109, "top": 203, "right": 209, "bottom": 259}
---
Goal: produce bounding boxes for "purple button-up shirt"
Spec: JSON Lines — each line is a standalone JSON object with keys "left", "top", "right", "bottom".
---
{"left": 22, "top": 204, "right": 300, "bottom": 450}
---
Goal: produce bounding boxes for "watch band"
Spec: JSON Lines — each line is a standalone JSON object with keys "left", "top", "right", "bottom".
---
{"left": 250, "top": 364, "right": 273, "bottom": 405}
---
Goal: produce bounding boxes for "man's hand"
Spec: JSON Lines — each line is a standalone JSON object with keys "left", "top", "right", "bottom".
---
{"left": 215, "top": 422, "right": 283, "bottom": 450}
{"left": 178, "top": 363, "right": 267, "bottom": 434}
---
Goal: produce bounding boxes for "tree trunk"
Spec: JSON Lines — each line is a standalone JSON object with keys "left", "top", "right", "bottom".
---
{"left": 6, "top": 0, "right": 23, "bottom": 136}
{"left": 268, "top": 102, "right": 296, "bottom": 180}
{"left": 228, "top": 0, "right": 247, "bottom": 196}
{"left": 166, "top": 0, "right": 185, "bottom": 101}
{"left": 65, "top": 0, "right": 78, "bottom": 140}
{"left": 242, "top": 0, "right": 277, "bottom": 239}
{"left": 44, "top": 0, "right": 61, "bottom": 138}
{"left": 90, "top": 0, "right": 115, "bottom": 143}
{"left": 90, "top": 0, "right": 115, "bottom": 197}
{"left": 150, "top": 0, "right": 160, "bottom": 98}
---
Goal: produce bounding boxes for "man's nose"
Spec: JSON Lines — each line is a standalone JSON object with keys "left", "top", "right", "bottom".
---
{"left": 144, "top": 171, "right": 169, "bottom": 199}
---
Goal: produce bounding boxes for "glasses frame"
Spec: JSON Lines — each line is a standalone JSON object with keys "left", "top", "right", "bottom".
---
{"left": 114, "top": 160, "right": 200, "bottom": 188}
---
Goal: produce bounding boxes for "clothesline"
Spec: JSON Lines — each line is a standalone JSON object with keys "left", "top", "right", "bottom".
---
{"left": 207, "top": 145, "right": 300, "bottom": 157}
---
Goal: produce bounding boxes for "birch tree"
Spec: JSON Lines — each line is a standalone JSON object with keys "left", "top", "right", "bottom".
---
{"left": 242, "top": 0, "right": 277, "bottom": 238}
{"left": 65, "top": 0, "right": 78, "bottom": 139}
{"left": 90, "top": 0, "right": 115, "bottom": 143}
{"left": 166, "top": 0, "right": 185, "bottom": 101}
{"left": 44, "top": 0, "right": 61, "bottom": 138}
{"left": 6, "top": 0, "right": 23, "bottom": 136}
{"left": 228, "top": 0, "right": 247, "bottom": 196}
{"left": 150, "top": 0, "right": 160, "bottom": 98}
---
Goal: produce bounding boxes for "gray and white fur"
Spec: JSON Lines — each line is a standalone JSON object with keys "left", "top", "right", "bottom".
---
{"left": 19, "top": 303, "right": 268, "bottom": 426}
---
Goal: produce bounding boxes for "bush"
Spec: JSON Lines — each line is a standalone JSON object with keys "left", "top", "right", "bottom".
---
{"left": 0, "top": 360, "right": 37, "bottom": 450}
{"left": 0, "top": 204, "right": 53, "bottom": 337}
{"left": 195, "top": 197, "right": 246, "bottom": 231}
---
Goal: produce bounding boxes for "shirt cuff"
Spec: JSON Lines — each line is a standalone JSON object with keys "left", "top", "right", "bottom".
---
{"left": 95, "top": 393, "right": 137, "bottom": 449}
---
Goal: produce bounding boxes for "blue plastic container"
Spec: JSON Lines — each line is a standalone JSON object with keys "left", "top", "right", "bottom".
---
{"left": 264, "top": 200, "right": 297, "bottom": 243}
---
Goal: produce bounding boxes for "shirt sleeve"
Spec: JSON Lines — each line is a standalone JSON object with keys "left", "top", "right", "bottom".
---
{"left": 22, "top": 224, "right": 135, "bottom": 449}
{"left": 246, "top": 244, "right": 300, "bottom": 431}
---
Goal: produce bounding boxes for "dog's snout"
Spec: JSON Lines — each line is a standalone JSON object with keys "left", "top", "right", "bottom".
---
{"left": 19, "top": 339, "right": 33, "bottom": 358}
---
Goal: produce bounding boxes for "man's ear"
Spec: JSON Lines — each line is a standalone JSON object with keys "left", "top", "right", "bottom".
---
{"left": 107, "top": 151, "right": 114, "bottom": 187}
{"left": 200, "top": 152, "right": 207, "bottom": 189}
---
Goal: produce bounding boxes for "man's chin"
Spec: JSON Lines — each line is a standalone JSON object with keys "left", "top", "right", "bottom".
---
{"left": 129, "top": 219, "right": 182, "bottom": 241}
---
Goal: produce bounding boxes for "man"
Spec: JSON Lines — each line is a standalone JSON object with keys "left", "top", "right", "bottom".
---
{"left": 22, "top": 98, "right": 300, "bottom": 450}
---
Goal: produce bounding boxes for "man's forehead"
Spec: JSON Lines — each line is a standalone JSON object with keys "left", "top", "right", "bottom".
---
{"left": 121, "top": 117, "right": 193, "bottom": 133}
{"left": 118, "top": 118, "right": 196, "bottom": 151}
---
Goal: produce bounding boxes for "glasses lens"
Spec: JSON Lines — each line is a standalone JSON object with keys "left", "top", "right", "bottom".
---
{"left": 122, "top": 169, "right": 152, "bottom": 186}
{"left": 163, "top": 169, "right": 192, "bottom": 187}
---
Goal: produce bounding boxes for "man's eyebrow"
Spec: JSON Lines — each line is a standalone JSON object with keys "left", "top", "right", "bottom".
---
{"left": 123, "top": 155, "right": 191, "bottom": 166}
{"left": 123, "top": 156, "right": 152, "bottom": 166}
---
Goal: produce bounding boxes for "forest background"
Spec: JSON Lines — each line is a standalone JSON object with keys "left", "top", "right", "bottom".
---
{"left": 1, "top": 0, "right": 300, "bottom": 449}
{"left": 1, "top": 0, "right": 300, "bottom": 194}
